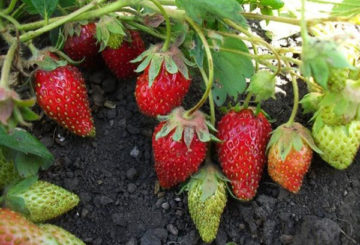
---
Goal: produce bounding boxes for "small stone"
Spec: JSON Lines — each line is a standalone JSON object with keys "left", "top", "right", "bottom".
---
{"left": 100, "top": 195, "right": 113, "bottom": 205}
{"left": 81, "top": 208, "right": 89, "bottom": 218}
{"left": 128, "top": 183, "right": 137, "bottom": 193}
{"left": 239, "top": 223, "right": 245, "bottom": 230}
{"left": 167, "top": 224, "right": 178, "bottom": 236}
{"left": 280, "top": 234, "right": 293, "bottom": 244}
{"left": 126, "top": 237, "right": 137, "bottom": 245}
{"left": 130, "top": 146, "right": 140, "bottom": 158}
{"left": 161, "top": 202, "right": 170, "bottom": 210}
{"left": 126, "top": 168, "right": 138, "bottom": 180}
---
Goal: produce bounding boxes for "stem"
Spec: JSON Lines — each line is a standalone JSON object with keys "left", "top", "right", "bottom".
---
{"left": 3, "top": 0, "right": 17, "bottom": 15}
{"left": 243, "top": 93, "right": 252, "bottom": 109}
{"left": 252, "top": 43, "right": 259, "bottom": 72}
{"left": 224, "top": 19, "right": 282, "bottom": 76}
{"left": 0, "top": 42, "right": 17, "bottom": 88}
{"left": 127, "top": 21, "right": 166, "bottom": 40}
{"left": 199, "top": 67, "right": 215, "bottom": 126}
{"left": 10, "top": 3, "right": 25, "bottom": 18}
{"left": 159, "top": 0, "right": 176, "bottom": 5}
{"left": 0, "top": 11, "right": 21, "bottom": 29}
{"left": 308, "top": 0, "right": 360, "bottom": 6}
{"left": 242, "top": 13, "right": 300, "bottom": 26}
{"left": 20, "top": 13, "right": 135, "bottom": 31}
{"left": 285, "top": 60, "right": 299, "bottom": 126}
{"left": 19, "top": 0, "right": 106, "bottom": 42}
{"left": 141, "top": 0, "right": 185, "bottom": 20}
{"left": 149, "top": 0, "right": 171, "bottom": 51}
{"left": 301, "top": 0, "right": 309, "bottom": 44}
{"left": 185, "top": 16, "right": 214, "bottom": 117}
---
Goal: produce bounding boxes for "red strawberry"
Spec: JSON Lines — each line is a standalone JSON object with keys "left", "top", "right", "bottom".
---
{"left": 267, "top": 123, "right": 320, "bottom": 193}
{"left": 0, "top": 208, "right": 59, "bottom": 245}
{"left": 152, "top": 107, "right": 211, "bottom": 188}
{"left": 217, "top": 109, "right": 271, "bottom": 201}
{"left": 35, "top": 63, "right": 95, "bottom": 137}
{"left": 135, "top": 63, "right": 191, "bottom": 117}
{"left": 64, "top": 22, "right": 99, "bottom": 68}
{"left": 102, "top": 30, "right": 145, "bottom": 79}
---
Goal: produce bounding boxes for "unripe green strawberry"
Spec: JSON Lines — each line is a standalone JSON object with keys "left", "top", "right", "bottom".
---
{"left": 187, "top": 165, "right": 227, "bottom": 243}
{"left": 328, "top": 68, "right": 348, "bottom": 92}
{"left": 312, "top": 120, "right": 360, "bottom": 169}
{"left": 0, "top": 148, "right": 20, "bottom": 189}
{"left": 107, "top": 33, "right": 123, "bottom": 49}
{"left": 4, "top": 180, "right": 80, "bottom": 222}
{"left": 40, "top": 224, "right": 85, "bottom": 245}
{"left": 319, "top": 105, "right": 351, "bottom": 125}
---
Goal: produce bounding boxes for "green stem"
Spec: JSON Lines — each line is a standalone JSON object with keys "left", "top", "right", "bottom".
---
{"left": 141, "top": 0, "right": 185, "bottom": 20}
{"left": 252, "top": 43, "right": 259, "bottom": 72}
{"left": 0, "top": 11, "right": 21, "bottom": 29}
{"left": 0, "top": 42, "right": 17, "bottom": 88}
{"left": 185, "top": 16, "right": 214, "bottom": 117}
{"left": 127, "top": 21, "right": 167, "bottom": 40}
{"left": 199, "top": 67, "right": 215, "bottom": 126}
{"left": 301, "top": 0, "right": 309, "bottom": 44}
{"left": 308, "top": 0, "right": 360, "bottom": 6}
{"left": 20, "top": 13, "right": 135, "bottom": 31}
{"left": 285, "top": 60, "right": 299, "bottom": 126}
{"left": 243, "top": 93, "right": 253, "bottom": 109}
{"left": 3, "top": 0, "right": 17, "bottom": 14}
{"left": 242, "top": 13, "right": 300, "bottom": 25}
{"left": 158, "top": 0, "right": 176, "bottom": 5}
{"left": 19, "top": 0, "right": 106, "bottom": 42}
{"left": 149, "top": 0, "right": 171, "bottom": 51}
{"left": 10, "top": 3, "right": 25, "bottom": 18}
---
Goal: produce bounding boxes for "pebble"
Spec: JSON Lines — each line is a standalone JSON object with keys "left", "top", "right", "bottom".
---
{"left": 167, "top": 224, "right": 178, "bottom": 236}
{"left": 161, "top": 202, "right": 170, "bottom": 210}
{"left": 126, "top": 237, "right": 137, "bottom": 245}
{"left": 280, "top": 234, "right": 294, "bottom": 244}
{"left": 100, "top": 195, "right": 113, "bottom": 205}
{"left": 126, "top": 168, "right": 138, "bottom": 180}
{"left": 130, "top": 146, "right": 140, "bottom": 158}
{"left": 127, "top": 183, "right": 137, "bottom": 193}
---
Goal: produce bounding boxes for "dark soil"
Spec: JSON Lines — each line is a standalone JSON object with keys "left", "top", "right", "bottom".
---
{"left": 31, "top": 52, "right": 360, "bottom": 245}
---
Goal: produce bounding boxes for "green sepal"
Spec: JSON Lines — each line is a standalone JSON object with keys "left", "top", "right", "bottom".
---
{"left": 96, "top": 15, "right": 125, "bottom": 51}
{"left": 3, "top": 176, "right": 38, "bottom": 215}
{"left": 267, "top": 122, "right": 322, "bottom": 161}
{"left": 37, "top": 55, "right": 67, "bottom": 71}
{"left": 300, "top": 92, "right": 323, "bottom": 114}
{"left": 149, "top": 54, "right": 164, "bottom": 87}
{"left": 155, "top": 107, "right": 217, "bottom": 148}
{"left": 247, "top": 70, "right": 276, "bottom": 102}
{"left": 132, "top": 44, "right": 191, "bottom": 87}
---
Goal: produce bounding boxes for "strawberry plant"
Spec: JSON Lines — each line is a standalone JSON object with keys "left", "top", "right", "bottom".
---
{"left": 0, "top": 0, "right": 359, "bottom": 243}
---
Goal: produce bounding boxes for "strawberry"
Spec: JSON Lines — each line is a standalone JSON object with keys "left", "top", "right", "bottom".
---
{"left": 152, "top": 107, "right": 213, "bottom": 188}
{"left": 217, "top": 109, "right": 271, "bottom": 201}
{"left": 40, "top": 224, "right": 85, "bottom": 245}
{"left": 0, "top": 208, "right": 59, "bottom": 245}
{"left": 3, "top": 178, "right": 79, "bottom": 222}
{"left": 135, "top": 63, "right": 191, "bottom": 117}
{"left": 134, "top": 44, "right": 191, "bottom": 117}
{"left": 328, "top": 68, "right": 348, "bottom": 92}
{"left": 312, "top": 119, "right": 360, "bottom": 169}
{"left": 187, "top": 164, "right": 227, "bottom": 243}
{"left": 0, "top": 147, "right": 20, "bottom": 190}
{"left": 267, "top": 123, "right": 319, "bottom": 193}
{"left": 102, "top": 30, "right": 145, "bottom": 79}
{"left": 64, "top": 22, "right": 99, "bottom": 68}
{"left": 34, "top": 60, "right": 95, "bottom": 137}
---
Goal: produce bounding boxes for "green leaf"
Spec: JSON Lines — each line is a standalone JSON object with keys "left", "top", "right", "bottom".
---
{"left": 331, "top": 0, "right": 360, "bottom": 17}
{"left": 30, "top": 0, "right": 59, "bottom": 18}
{"left": 309, "top": 57, "right": 329, "bottom": 89}
{"left": 20, "top": 107, "right": 40, "bottom": 121}
{"left": 189, "top": 33, "right": 204, "bottom": 68}
{"left": 7, "top": 176, "right": 38, "bottom": 195}
{"left": 0, "top": 126, "right": 54, "bottom": 163}
{"left": 211, "top": 37, "right": 254, "bottom": 106}
{"left": 4, "top": 196, "right": 28, "bottom": 215}
{"left": 15, "top": 153, "right": 44, "bottom": 178}
{"left": 176, "top": 0, "right": 247, "bottom": 26}
{"left": 260, "top": 0, "right": 284, "bottom": 9}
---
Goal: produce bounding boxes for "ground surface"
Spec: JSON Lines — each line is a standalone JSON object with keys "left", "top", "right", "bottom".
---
{"left": 31, "top": 59, "right": 360, "bottom": 245}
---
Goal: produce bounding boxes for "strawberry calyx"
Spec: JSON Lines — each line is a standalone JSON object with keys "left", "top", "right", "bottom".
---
{"left": 64, "top": 20, "right": 89, "bottom": 39}
{"left": 96, "top": 15, "right": 125, "bottom": 50}
{"left": 132, "top": 43, "right": 193, "bottom": 87}
{"left": 155, "top": 107, "right": 218, "bottom": 149}
{"left": 1, "top": 176, "right": 38, "bottom": 216}
{"left": 0, "top": 87, "right": 39, "bottom": 131}
{"left": 185, "top": 162, "right": 226, "bottom": 203}
{"left": 300, "top": 92, "right": 323, "bottom": 114}
{"left": 267, "top": 122, "right": 321, "bottom": 161}
{"left": 246, "top": 70, "right": 276, "bottom": 102}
